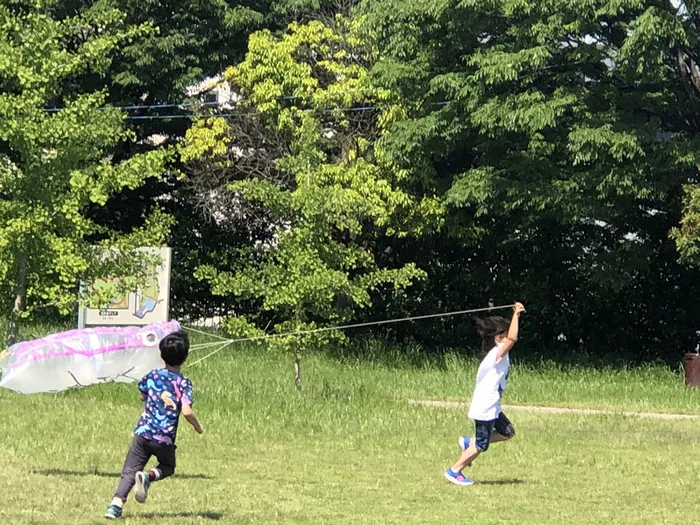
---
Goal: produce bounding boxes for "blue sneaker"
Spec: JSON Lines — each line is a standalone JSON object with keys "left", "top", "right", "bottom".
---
{"left": 134, "top": 471, "right": 151, "bottom": 504}
{"left": 104, "top": 505, "right": 122, "bottom": 519}
{"left": 444, "top": 468, "right": 475, "bottom": 486}
{"left": 459, "top": 436, "right": 471, "bottom": 451}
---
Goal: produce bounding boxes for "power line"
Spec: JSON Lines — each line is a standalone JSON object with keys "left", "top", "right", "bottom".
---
{"left": 40, "top": 89, "right": 383, "bottom": 113}
{"left": 122, "top": 102, "right": 453, "bottom": 120}
{"left": 124, "top": 105, "right": 390, "bottom": 120}
{"left": 35, "top": 57, "right": 629, "bottom": 116}
{"left": 43, "top": 101, "right": 222, "bottom": 113}
{"left": 126, "top": 113, "right": 244, "bottom": 120}
{"left": 39, "top": 91, "right": 453, "bottom": 115}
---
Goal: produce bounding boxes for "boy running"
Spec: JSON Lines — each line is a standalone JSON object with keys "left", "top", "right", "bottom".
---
{"left": 105, "top": 330, "right": 203, "bottom": 519}
{"left": 444, "top": 302, "right": 525, "bottom": 486}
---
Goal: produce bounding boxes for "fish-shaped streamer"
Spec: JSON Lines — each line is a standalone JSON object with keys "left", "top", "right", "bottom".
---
{"left": 0, "top": 320, "right": 180, "bottom": 394}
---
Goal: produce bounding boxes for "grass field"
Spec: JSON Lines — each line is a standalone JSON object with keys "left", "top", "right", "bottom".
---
{"left": 1, "top": 329, "right": 700, "bottom": 524}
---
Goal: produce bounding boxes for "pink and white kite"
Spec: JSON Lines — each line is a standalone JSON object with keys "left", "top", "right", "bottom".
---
{"left": 0, "top": 320, "right": 180, "bottom": 394}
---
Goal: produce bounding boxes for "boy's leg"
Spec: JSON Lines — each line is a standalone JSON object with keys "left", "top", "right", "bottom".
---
{"left": 489, "top": 432, "right": 510, "bottom": 444}
{"left": 135, "top": 442, "right": 176, "bottom": 503}
{"left": 149, "top": 442, "right": 176, "bottom": 480}
{"left": 134, "top": 442, "right": 176, "bottom": 503}
{"left": 462, "top": 432, "right": 507, "bottom": 449}
{"left": 113, "top": 436, "right": 151, "bottom": 503}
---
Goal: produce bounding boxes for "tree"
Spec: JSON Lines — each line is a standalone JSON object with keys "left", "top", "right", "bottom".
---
{"left": 181, "top": 15, "right": 442, "bottom": 387}
{"left": 0, "top": 1, "right": 171, "bottom": 346}
{"left": 673, "top": 186, "right": 700, "bottom": 264}
{"left": 362, "top": 0, "right": 700, "bottom": 362}
{"left": 42, "top": 2, "right": 367, "bottom": 326}
{"left": 670, "top": 0, "right": 700, "bottom": 266}
{"left": 50, "top": 1, "right": 355, "bottom": 323}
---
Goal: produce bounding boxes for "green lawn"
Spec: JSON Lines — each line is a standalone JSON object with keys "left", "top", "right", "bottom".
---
{"left": 1, "top": 335, "right": 699, "bottom": 524}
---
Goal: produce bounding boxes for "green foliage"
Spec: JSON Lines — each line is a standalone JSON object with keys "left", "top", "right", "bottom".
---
{"left": 5, "top": 0, "right": 700, "bottom": 364}
{"left": 362, "top": 0, "right": 700, "bottom": 360}
{"left": 672, "top": 184, "right": 700, "bottom": 265}
{"left": 0, "top": 2, "right": 172, "bottom": 326}
{"left": 87, "top": 0, "right": 272, "bottom": 98}
{"left": 57, "top": 1, "right": 348, "bottom": 322}
{"left": 182, "top": 16, "right": 442, "bottom": 353}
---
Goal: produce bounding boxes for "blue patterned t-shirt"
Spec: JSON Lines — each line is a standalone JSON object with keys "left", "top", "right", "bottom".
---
{"left": 134, "top": 369, "right": 194, "bottom": 445}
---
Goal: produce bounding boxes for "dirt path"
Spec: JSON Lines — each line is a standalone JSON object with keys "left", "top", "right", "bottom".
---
{"left": 408, "top": 399, "right": 700, "bottom": 421}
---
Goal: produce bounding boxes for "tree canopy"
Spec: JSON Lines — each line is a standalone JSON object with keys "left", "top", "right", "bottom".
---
{"left": 358, "top": 0, "right": 700, "bottom": 361}
{"left": 2, "top": 0, "right": 700, "bottom": 364}
{"left": 0, "top": 1, "right": 171, "bottom": 344}
{"left": 180, "top": 15, "right": 442, "bottom": 383}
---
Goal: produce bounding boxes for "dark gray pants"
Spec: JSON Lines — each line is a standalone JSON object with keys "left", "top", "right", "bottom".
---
{"left": 114, "top": 435, "right": 176, "bottom": 501}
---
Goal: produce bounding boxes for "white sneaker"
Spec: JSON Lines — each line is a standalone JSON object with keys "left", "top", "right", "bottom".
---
{"left": 134, "top": 471, "right": 150, "bottom": 504}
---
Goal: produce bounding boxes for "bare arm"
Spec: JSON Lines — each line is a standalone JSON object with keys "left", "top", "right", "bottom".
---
{"left": 182, "top": 402, "right": 204, "bottom": 434}
{"left": 140, "top": 392, "right": 147, "bottom": 402}
{"left": 497, "top": 302, "right": 526, "bottom": 360}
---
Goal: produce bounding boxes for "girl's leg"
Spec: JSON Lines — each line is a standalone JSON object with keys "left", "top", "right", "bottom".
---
{"left": 491, "top": 412, "right": 515, "bottom": 444}
{"left": 451, "top": 442, "right": 480, "bottom": 472}
{"left": 462, "top": 427, "right": 511, "bottom": 451}
{"left": 452, "top": 420, "right": 494, "bottom": 471}
{"left": 488, "top": 432, "right": 511, "bottom": 444}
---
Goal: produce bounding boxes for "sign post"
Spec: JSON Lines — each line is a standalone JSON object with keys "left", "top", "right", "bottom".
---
{"left": 78, "top": 247, "right": 172, "bottom": 327}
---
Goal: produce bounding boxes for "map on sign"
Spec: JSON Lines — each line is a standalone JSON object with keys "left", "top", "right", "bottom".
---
{"left": 90, "top": 270, "right": 162, "bottom": 319}
{"left": 91, "top": 277, "right": 131, "bottom": 312}
{"left": 80, "top": 248, "right": 171, "bottom": 326}
{"left": 134, "top": 270, "right": 162, "bottom": 319}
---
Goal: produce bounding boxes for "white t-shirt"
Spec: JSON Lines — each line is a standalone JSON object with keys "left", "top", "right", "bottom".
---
{"left": 467, "top": 344, "right": 510, "bottom": 421}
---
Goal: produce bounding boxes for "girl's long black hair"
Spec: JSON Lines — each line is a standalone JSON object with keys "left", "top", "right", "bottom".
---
{"left": 474, "top": 316, "right": 510, "bottom": 357}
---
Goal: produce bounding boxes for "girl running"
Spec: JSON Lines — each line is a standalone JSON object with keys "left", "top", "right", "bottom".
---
{"left": 444, "top": 302, "right": 526, "bottom": 485}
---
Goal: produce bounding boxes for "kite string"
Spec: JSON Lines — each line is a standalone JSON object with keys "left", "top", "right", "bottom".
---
{"left": 183, "top": 325, "right": 232, "bottom": 342}
{"left": 187, "top": 340, "right": 235, "bottom": 367}
{"left": 190, "top": 340, "right": 234, "bottom": 350}
{"left": 184, "top": 304, "right": 516, "bottom": 368}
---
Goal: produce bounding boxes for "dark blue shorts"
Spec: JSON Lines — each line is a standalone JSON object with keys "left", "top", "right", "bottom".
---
{"left": 474, "top": 412, "right": 515, "bottom": 452}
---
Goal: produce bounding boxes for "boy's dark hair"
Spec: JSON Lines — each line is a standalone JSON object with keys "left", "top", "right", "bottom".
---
{"left": 474, "top": 316, "right": 509, "bottom": 356}
{"left": 159, "top": 330, "right": 190, "bottom": 366}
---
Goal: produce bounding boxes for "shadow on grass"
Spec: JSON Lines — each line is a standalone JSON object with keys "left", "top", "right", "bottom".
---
{"left": 478, "top": 478, "right": 524, "bottom": 486}
{"left": 139, "top": 511, "right": 223, "bottom": 520}
{"left": 32, "top": 468, "right": 212, "bottom": 480}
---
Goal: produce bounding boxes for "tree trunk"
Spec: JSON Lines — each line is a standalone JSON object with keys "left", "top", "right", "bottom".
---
{"left": 6, "top": 254, "right": 28, "bottom": 348}
{"left": 293, "top": 355, "right": 302, "bottom": 391}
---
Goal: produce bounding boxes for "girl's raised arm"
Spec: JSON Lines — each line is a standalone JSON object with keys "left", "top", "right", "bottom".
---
{"left": 497, "top": 302, "right": 526, "bottom": 359}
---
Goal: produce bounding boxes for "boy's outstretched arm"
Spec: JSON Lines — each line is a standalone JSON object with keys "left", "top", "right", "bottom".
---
{"left": 182, "top": 403, "right": 204, "bottom": 434}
